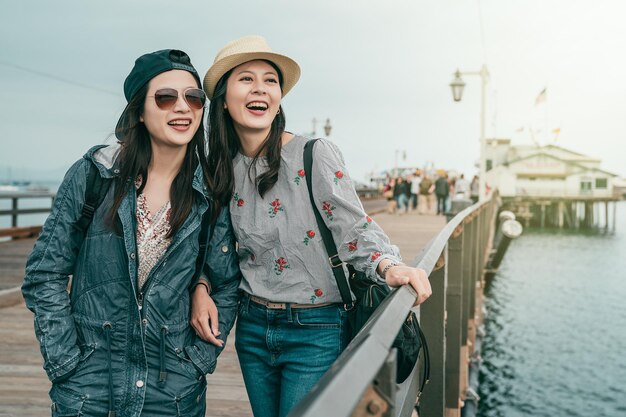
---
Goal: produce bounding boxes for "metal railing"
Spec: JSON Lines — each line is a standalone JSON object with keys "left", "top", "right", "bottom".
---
{"left": 288, "top": 193, "right": 499, "bottom": 417}
{"left": 356, "top": 187, "right": 383, "bottom": 200}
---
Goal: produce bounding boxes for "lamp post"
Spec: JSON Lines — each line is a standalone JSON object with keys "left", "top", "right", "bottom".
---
{"left": 324, "top": 118, "right": 332, "bottom": 136}
{"left": 394, "top": 149, "right": 407, "bottom": 177}
{"left": 311, "top": 118, "right": 332, "bottom": 137}
{"left": 449, "top": 65, "right": 490, "bottom": 201}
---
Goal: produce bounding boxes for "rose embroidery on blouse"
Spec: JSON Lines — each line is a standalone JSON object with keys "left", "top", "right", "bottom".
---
{"left": 371, "top": 251, "right": 382, "bottom": 262}
{"left": 268, "top": 199, "right": 284, "bottom": 218}
{"left": 348, "top": 240, "right": 358, "bottom": 252}
{"left": 233, "top": 192, "right": 244, "bottom": 207}
{"left": 303, "top": 229, "right": 316, "bottom": 245}
{"left": 334, "top": 170, "right": 344, "bottom": 184}
{"left": 310, "top": 288, "right": 324, "bottom": 304}
{"left": 322, "top": 201, "right": 336, "bottom": 221}
{"left": 294, "top": 169, "right": 306, "bottom": 185}
{"left": 362, "top": 215, "right": 373, "bottom": 229}
{"left": 274, "top": 257, "right": 290, "bottom": 275}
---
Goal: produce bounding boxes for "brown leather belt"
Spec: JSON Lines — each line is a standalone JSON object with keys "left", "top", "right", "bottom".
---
{"left": 248, "top": 294, "right": 335, "bottom": 310}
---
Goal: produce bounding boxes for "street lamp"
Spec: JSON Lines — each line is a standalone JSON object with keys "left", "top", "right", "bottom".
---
{"left": 323, "top": 118, "right": 332, "bottom": 136}
{"left": 449, "top": 65, "right": 490, "bottom": 201}
{"left": 449, "top": 70, "right": 466, "bottom": 102}
{"left": 311, "top": 117, "right": 333, "bottom": 137}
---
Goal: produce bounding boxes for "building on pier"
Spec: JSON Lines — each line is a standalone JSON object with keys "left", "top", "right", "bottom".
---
{"left": 483, "top": 139, "right": 620, "bottom": 229}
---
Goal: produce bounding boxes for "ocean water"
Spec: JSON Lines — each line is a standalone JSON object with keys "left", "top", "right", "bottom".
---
{"left": 478, "top": 202, "right": 626, "bottom": 417}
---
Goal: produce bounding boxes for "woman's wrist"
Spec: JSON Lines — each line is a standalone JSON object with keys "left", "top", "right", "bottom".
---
{"left": 377, "top": 259, "right": 402, "bottom": 280}
{"left": 193, "top": 279, "right": 211, "bottom": 295}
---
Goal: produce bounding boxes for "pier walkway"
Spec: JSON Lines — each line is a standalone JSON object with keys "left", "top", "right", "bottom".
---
{"left": 0, "top": 204, "right": 446, "bottom": 417}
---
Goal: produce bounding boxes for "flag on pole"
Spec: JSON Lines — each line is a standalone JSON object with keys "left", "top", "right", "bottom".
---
{"left": 535, "top": 88, "right": 547, "bottom": 106}
{"left": 551, "top": 127, "right": 561, "bottom": 134}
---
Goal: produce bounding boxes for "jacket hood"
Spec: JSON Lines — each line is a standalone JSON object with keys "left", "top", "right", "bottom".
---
{"left": 85, "top": 143, "right": 121, "bottom": 179}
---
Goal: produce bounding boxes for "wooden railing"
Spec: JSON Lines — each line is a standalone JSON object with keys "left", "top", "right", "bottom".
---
{"left": 288, "top": 193, "right": 499, "bottom": 417}
{"left": 0, "top": 192, "right": 55, "bottom": 238}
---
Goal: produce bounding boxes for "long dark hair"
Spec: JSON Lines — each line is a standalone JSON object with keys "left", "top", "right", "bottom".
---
{"left": 207, "top": 61, "right": 286, "bottom": 204}
{"left": 107, "top": 82, "right": 217, "bottom": 237}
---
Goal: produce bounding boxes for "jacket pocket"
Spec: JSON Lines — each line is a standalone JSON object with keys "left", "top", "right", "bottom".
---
{"left": 175, "top": 378, "right": 207, "bottom": 417}
{"left": 50, "top": 384, "right": 85, "bottom": 417}
{"left": 176, "top": 347, "right": 203, "bottom": 381}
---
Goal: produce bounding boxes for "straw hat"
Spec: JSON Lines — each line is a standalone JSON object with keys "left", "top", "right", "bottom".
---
{"left": 203, "top": 35, "right": 301, "bottom": 99}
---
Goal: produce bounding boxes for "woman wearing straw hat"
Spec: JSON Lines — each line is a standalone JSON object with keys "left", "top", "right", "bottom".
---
{"left": 22, "top": 49, "right": 241, "bottom": 416}
{"left": 191, "top": 35, "right": 432, "bottom": 417}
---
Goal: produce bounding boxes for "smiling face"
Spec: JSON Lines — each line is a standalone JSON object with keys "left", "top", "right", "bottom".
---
{"left": 141, "top": 70, "right": 203, "bottom": 149}
{"left": 224, "top": 60, "right": 282, "bottom": 140}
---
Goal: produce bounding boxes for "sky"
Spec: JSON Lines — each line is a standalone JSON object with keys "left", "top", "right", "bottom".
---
{"left": 1, "top": 0, "right": 625, "bottom": 185}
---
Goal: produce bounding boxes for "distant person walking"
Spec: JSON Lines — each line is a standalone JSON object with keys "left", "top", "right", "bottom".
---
{"left": 435, "top": 174, "right": 450, "bottom": 215}
{"left": 455, "top": 174, "right": 470, "bottom": 199}
{"left": 394, "top": 176, "right": 410, "bottom": 214}
{"left": 470, "top": 175, "right": 479, "bottom": 203}
{"left": 384, "top": 177, "right": 397, "bottom": 214}
{"left": 418, "top": 175, "right": 434, "bottom": 214}
{"left": 410, "top": 173, "right": 421, "bottom": 210}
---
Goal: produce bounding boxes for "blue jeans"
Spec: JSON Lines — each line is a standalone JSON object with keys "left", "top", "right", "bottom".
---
{"left": 396, "top": 194, "right": 409, "bottom": 212}
{"left": 235, "top": 294, "right": 349, "bottom": 417}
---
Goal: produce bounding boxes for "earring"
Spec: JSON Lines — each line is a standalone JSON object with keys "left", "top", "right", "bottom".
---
{"left": 277, "top": 108, "right": 281, "bottom": 115}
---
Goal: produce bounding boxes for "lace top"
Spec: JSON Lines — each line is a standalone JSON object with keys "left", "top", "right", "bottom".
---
{"left": 135, "top": 188, "right": 172, "bottom": 289}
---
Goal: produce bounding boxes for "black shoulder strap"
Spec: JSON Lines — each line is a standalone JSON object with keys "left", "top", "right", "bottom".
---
{"left": 193, "top": 205, "right": 215, "bottom": 282}
{"left": 75, "top": 162, "right": 111, "bottom": 235}
{"left": 303, "top": 139, "right": 352, "bottom": 305}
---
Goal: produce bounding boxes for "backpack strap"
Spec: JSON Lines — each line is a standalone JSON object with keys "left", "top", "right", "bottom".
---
{"left": 303, "top": 139, "right": 353, "bottom": 306}
{"left": 192, "top": 205, "right": 216, "bottom": 283}
{"left": 75, "top": 162, "right": 111, "bottom": 235}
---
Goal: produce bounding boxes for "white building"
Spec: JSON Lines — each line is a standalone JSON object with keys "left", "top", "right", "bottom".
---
{"left": 484, "top": 139, "right": 617, "bottom": 198}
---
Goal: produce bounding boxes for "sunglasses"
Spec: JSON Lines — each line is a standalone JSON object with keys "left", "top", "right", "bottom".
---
{"left": 149, "top": 88, "right": 206, "bottom": 110}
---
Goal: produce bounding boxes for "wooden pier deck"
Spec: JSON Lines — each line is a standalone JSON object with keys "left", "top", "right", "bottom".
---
{"left": 0, "top": 207, "right": 446, "bottom": 417}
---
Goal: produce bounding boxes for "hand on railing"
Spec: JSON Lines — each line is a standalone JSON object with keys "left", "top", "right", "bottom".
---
{"left": 380, "top": 263, "right": 432, "bottom": 306}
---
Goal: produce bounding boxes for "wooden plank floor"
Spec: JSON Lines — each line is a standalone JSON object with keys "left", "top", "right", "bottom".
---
{"left": 0, "top": 238, "right": 35, "bottom": 291}
{"left": 0, "top": 209, "right": 445, "bottom": 416}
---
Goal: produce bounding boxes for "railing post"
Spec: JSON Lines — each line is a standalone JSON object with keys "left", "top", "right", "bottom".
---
{"left": 460, "top": 216, "right": 473, "bottom": 402}
{"left": 468, "top": 214, "right": 479, "bottom": 358}
{"left": 419, "top": 246, "right": 448, "bottom": 417}
{"left": 444, "top": 227, "right": 464, "bottom": 417}
{"left": 11, "top": 197, "right": 18, "bottom": 227}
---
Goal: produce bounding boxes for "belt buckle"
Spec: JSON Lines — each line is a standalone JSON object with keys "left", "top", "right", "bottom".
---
{"left": 329, "top": 254, "right": 342, "bottom": 268}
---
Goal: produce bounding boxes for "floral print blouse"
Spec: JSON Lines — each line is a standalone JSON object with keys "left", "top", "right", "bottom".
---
{"left": 230, "top": 135, "right": 402, "bottom": 304}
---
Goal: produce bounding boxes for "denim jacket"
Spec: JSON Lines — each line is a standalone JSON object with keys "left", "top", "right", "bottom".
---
{"left": 22, "top": 144, "right": 241, "bottom": 417}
